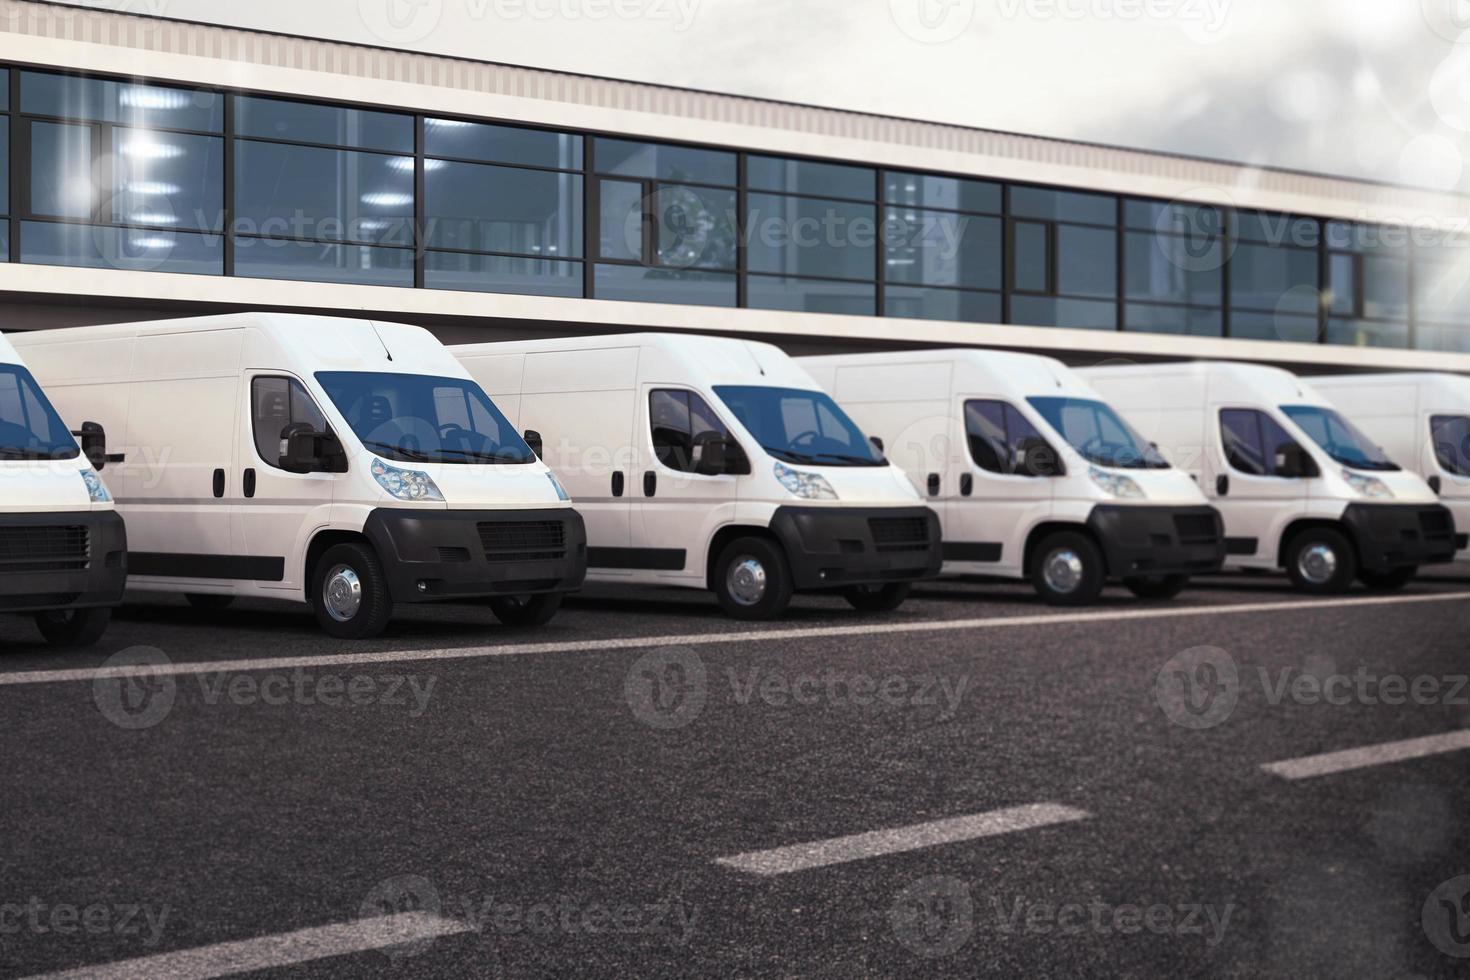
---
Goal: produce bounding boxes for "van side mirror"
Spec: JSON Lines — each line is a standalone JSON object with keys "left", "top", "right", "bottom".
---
{"left": 71, "top": 421, "right": 125, "bottom": 470}
{"left": 282, "top": 428, "right": 345, "bottom": 474}
{"left": 1274, "top": 442, "right": 1320, "bottom": 479}
{"left": 523, "top": 429, "right": 544, "bottom": 460}
{"left": 1430, "top": 475, "right": 1443, "bottom": 495}
{"left": 694, "top": 433, "right": 749, "bottom": 476}
{"left": 1016, "top": 437, "right": 1066, "bottom": 478}
{"left": 869, "top": 436, "right": 885, "bottom": 454}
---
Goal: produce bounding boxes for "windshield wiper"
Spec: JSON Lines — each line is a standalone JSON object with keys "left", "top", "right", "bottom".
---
{"left": 764, "top": 446, "right": 822, "bottom": 465}
{"left": 0, "top": 448, "right": 70, "bottom": 460}
{"left": 807, "top": 452, "right": 882, "bottom": 466}
{"left": 362, "top": 439, "right": 432, "bottom": 463}
{"left": 432, "top": 447, "right": 532, "bottom": 464}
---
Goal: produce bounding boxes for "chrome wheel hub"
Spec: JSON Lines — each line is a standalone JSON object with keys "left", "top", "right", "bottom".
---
{"left": 727, "top": 557, "right": 768, "bottom": 606}
{"left": 1043, "top": 549, "right": 1085, "bottom": 594}
{"left": 1298, "top": 544, "right": 1338, "bottom": 585}
{"left": 323, "top": 564, "right": 363, "bottom": 622}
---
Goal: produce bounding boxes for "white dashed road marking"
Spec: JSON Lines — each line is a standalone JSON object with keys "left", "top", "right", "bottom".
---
{"left": 1262, "top": 729, "right": 1470, "bottom": 781}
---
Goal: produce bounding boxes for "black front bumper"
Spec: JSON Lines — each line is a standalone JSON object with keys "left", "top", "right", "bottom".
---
{"left": 364, "top": 508, "right": 587, "bottom": 603}
{"left": 0, "top": 510, "right": 127, "bottom": 613}
{"left": 769, "top": 506, "right": 943, "bottom": 592}
{"left": 1087, "top": 505, "right": 1226, "bottom": 579}
{"left": 1342, "top": 503, "right": 1457, "bottom": 571}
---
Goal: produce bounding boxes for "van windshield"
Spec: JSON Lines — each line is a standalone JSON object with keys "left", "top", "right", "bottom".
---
{"left": 713, "top": 386, "right": 886, "bottom": 467}
{"left": 1281, "top": 405, "right": 1400, "bottom": 471}
{"left": 0, "top": 365, "right": 80, "bottom": 461}
{"left": 1027, "top": 397, "right": 1170, "bottom": 470}
{"left": 316, "top": 372, "right": 536, "bottom": 465}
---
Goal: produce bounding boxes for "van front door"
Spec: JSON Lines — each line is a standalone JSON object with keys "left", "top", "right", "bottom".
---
{"left": 949, "top": 398, "right": 1058, "bottom": 577}
{"left": 1210, "top": 407, "right": 1310, "bottom": 564}
{"left": 237, "top": 374, "right": 337, "bottom": 594}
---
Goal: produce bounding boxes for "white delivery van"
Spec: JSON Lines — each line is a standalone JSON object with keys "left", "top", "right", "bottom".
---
{"left": 0, "top": 332, "right": 126, "bottom": 646}
{"left": 1309, "top": 373, "right": 1470, "bottom": 563}
{"left": 1082, "top": 362, "right": 1454, "bottom": 594}
{"left": 14, "top": 313, "right": 587, "bottom": 639}
{"left": 451, "top": 333, "right": 942, "bottom": 620}
{"left": 801, "top": 349, "right": 1225, "bottom": 605}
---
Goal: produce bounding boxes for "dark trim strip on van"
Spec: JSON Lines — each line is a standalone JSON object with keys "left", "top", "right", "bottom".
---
{"left": 587, "top": 548, "right": 687, "bottom": 571}
{"left": 1225, "top": 538, "right": 1259, "bottom": 556}
{"left": 130, "top": 553, "right": 286, "bottom": 582}
{"left": 943, "top": 542, "right": 1004, "bottom": 563}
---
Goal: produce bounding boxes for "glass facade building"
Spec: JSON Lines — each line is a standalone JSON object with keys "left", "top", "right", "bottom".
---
{"left": 6, "top": 65, "right": 1470, "bottom": 352}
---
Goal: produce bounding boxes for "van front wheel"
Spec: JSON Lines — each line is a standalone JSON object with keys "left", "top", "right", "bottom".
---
{"left": 1123, "top": 574, "right": 1190, "bottom": 600}
{"left": 843, "top": 582, "right": 912, "bottom": 613}
{"left": 1285, "top": 528, "right": 1357, "bottom": 595}
{"left": 34, "top": 607, "right": 112, "bottom": 647}
{"left": 311, "top": 543, "right": 393, "bottom": 639}
{"left": 1030, "top": 531, "right": 1106, "bottom": 606}
{"left": 713, "top": 537, "right": 794, "bottom": 621}
{"left": 489, "top": 593, "right": 564, "bottom": 628}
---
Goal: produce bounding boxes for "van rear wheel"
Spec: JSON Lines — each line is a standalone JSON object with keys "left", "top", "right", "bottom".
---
{"left": 34, "top": 607, "right": 112, "bottom": 648}
{"left": 1285, "top": 528, "right": 1356, "bottom": 595}
{"left": 843, "top": 582, "right": 912, "bottom": 613}
{"left": 1030, "top": 531, "right": 1106, "bottom": 606}
{"left": 311, "top": 543, "right": 393, "bottom": 640}
{"left": 489, "top": 592, "right": 564, "bottom": 628}
{"left": 713, "top": 537, "right": 794, "bottom": 621}
{"left": 185, "top": 594, "right": 235, "bottom": 611}
{"left": 1358, "top": 566, "right": 1417, "bottom": 591}
{"left": 1123, "top": 574, "right": 1190, "bottom": 600}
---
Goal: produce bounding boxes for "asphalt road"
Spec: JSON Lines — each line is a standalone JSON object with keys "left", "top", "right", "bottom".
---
{"left": 2, "top": 569, "right": 1470, "bottom": 978}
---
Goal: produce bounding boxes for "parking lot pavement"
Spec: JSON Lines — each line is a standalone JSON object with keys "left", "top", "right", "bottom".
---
{"left": 2, "top": 569, "right": 1470, "bottom": 978}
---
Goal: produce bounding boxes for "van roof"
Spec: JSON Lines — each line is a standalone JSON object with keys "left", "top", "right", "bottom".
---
{"left": 0, "top": 331, "right": 18, "bottom": 367}
{"left": 1313, "top": 372, "right": 1470, "bottom": 392}
{"left": 1082, "top": 359, "right": 1330, "bottom": 407}
{"left": 801, "top": 347, "right": 1095, "bottom": 402}
{"left": 453, "top": 332, "right": 816, "bottom": 389}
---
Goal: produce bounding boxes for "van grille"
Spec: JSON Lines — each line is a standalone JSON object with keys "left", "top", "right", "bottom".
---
{"left": 477, "top": 521, "right": 567, "bottom": 563}
{"left": 1173, "top": 513, "right": 1219, "bottom": 544}
{"left": 868, "top": 516, "right": 931, "bottom": 553}
{"left": 1419, "top": 509, "right": 1455, "bottom": 540}
{"left": 0, "top": 525, "right": 90, "bottom": 573}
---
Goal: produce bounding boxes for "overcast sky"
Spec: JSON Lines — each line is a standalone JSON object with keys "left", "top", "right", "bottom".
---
{"left": 47, "top": 0, "right": 1470, "bottom": 192}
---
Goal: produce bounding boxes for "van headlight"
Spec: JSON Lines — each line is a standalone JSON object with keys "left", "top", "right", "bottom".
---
{"left": 80, "top": 468, "right": 112, "bottom": 503}
{"left": 774, "top": 461, "right": 838, "bottom": 500}
{"left": 371, "top": 457, "right": 445, "bottom": 502}
{"left": 1089, "top": 466, "right": 1145, "bottom": 499}
{"left": 547, "top": 473, "right": 569, "bottom": 501}
{"left": 1342, "top": 468, "right": 1393, "bottom": 499}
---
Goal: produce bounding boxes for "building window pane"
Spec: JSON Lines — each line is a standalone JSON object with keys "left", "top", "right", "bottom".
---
{"left": 30, "top": 122, "right": 93, "bottom": 218}
{"left": 594, "top": 139, "right": 735, "bottom": 186}
{"left": 1326, "top": 220, "right": 1408, "bottom": 254}
{"left": 21, "top": 71, "right": 223, "bottom": 131}
{"left": 1417, "top": 324, "right": 1470, "bottom": 352}
{"left": 111, "top": 129, "right": 223, "bottom": 231}
{"left": 654, "top": 184, "right": 738, "bottom": 271}
{"left": 231, "top": 236, "right": 413, "bottom": 286}
{"left": 1124, "top": 199, "right": 1225, "bottom": 238}
{"left": 747, "top": 274, "right": 875, "bottom": 315}
{"left": 234, "top": 142, "right": 414, "bottom": 245}
{"left": 1124, "top": 303, "right": 1223, "bottom": 337}
{"left": 1124, "top": 232, "right": 1223, "bottom": 306}
{"left": 885, "top": 286, "right": 1001, "bottom": 323}
{"left": 425, "top": 161, "right": 581, "bottom": 257}
{"left": 0, "top": 226, "right": 7, "bottom": 262}
{"left": 425, "top": 118, "right": 581, "bottom": 169}
{"left": 746, "top": 193, "right": 876, "bottom": 281}
{"left": 0, "top": 68, "right": 7, "bottom": 111}
{"left": 593, "top": 263, "right": 736, "bottom": 307}
{"left": 1010, "top": 186, "right": 1114, "bottom": 225}
{"left": 1009, "top": 295, "right": 1117, "bottom": 330}
{"left": 1230, "top": 243, "right": 1318, "bottom": 314}
{"left": 1012, "top": 221, "right": 1048, "bottom": 293}
{"left": 425, "top": 252, "right": 583, "bottom": 298}
{"left": 21, "top": 221, "right": 222, "bottom": 275}
{"left": 234, "top": 95, "right": 411, "bottom": 152}
{"left": 1415, "top": 258, "right": 1470, "bottom": 325}
{"left": 885, "top": 171, "right": 1000, "bottom": 214}
{"left": 1235, "top": 210, "right": 1319, "bottom": 248}
{"left": 885, "top": 209, "right": 1000, "bottom": 290}
{"left": 1326, "top": 318, "right": 1407, "bottom": 348}
{"left": 1230, "top": 310, "right": 1319, "bottom": 344}
{"left": 1327, "top": 253, "right": 1355, "bottom": 315}
{"left": 1056, "top": 224, "right": 1116, "bottom": 298}
{"left": 0, "top": 118, "right": 8, "bottom": 215}
{"left": 598, "top": 179, "right": 643, "bottom": 262}
{"left": 748, "top": 156, "right": 874, "bottom": 200}
{"left": 1361, "top": 255, "right": 1408, "bottom": 321}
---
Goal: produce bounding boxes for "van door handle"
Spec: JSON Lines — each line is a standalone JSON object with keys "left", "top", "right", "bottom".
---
{"left": 927, "top": 473, "right": 941, "bottom": 496}
{"left": 959, "top": 473, "right": 974, "bottom": 497}
{"left": 612, "top": 472, "right": 625, "bottom": 498}
{"left": 212, "top": 468, "right": 225, "bottom": 498}
{"left": 243, "top": 468, "right": 257, "bottom": 499}
{"left": 1216, "top": 474, "right": 1230, "bottom": 497}
{"left": 643, "top": 471, "right": 657, "bottom": 497}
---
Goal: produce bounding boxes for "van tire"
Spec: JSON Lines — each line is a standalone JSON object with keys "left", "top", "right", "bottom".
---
{"left": 185, "top": 594, "right": 235, "bottom": 611}
{"left": 34, "top": 607, "right": 112, "bottom": 648}
{"left": 1030, "top": 531, "right": 1106, "bottom": 606}
{"left": 1358, "top": 566, "right": 1417, "bottom": 591}
{"left": 1123, "top": 574, "right": 1190, "bottom": 600}
{"left": 310, "top": 543, "right": 393, "bottom": 639}
{"left": 1284, "top": 527, "right": 1357, "bottom": 595}
{"left": 489, "top": 592, "right": 564, "bottom": 628}
{"left": 843, "top": 582, "right": 912, "bottom": 613}
{"left": 713, "top": 537, "right": 794, "bottom": 620}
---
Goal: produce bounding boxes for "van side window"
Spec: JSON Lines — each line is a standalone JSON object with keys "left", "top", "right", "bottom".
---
{"left": 252, "top": 377, "right": 329, "bottom": 469}
{"left": 964, "top": 400, "right": 1051, "bottom": 477}
{"left": 1220, "top": 408, "right": 1298, "bottom": 477}
{"left": 650, "top": 389, "right": 730, "bottom": 473}
{"left": 1432, "top": 415, "right": 1470, "bottom": 477}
